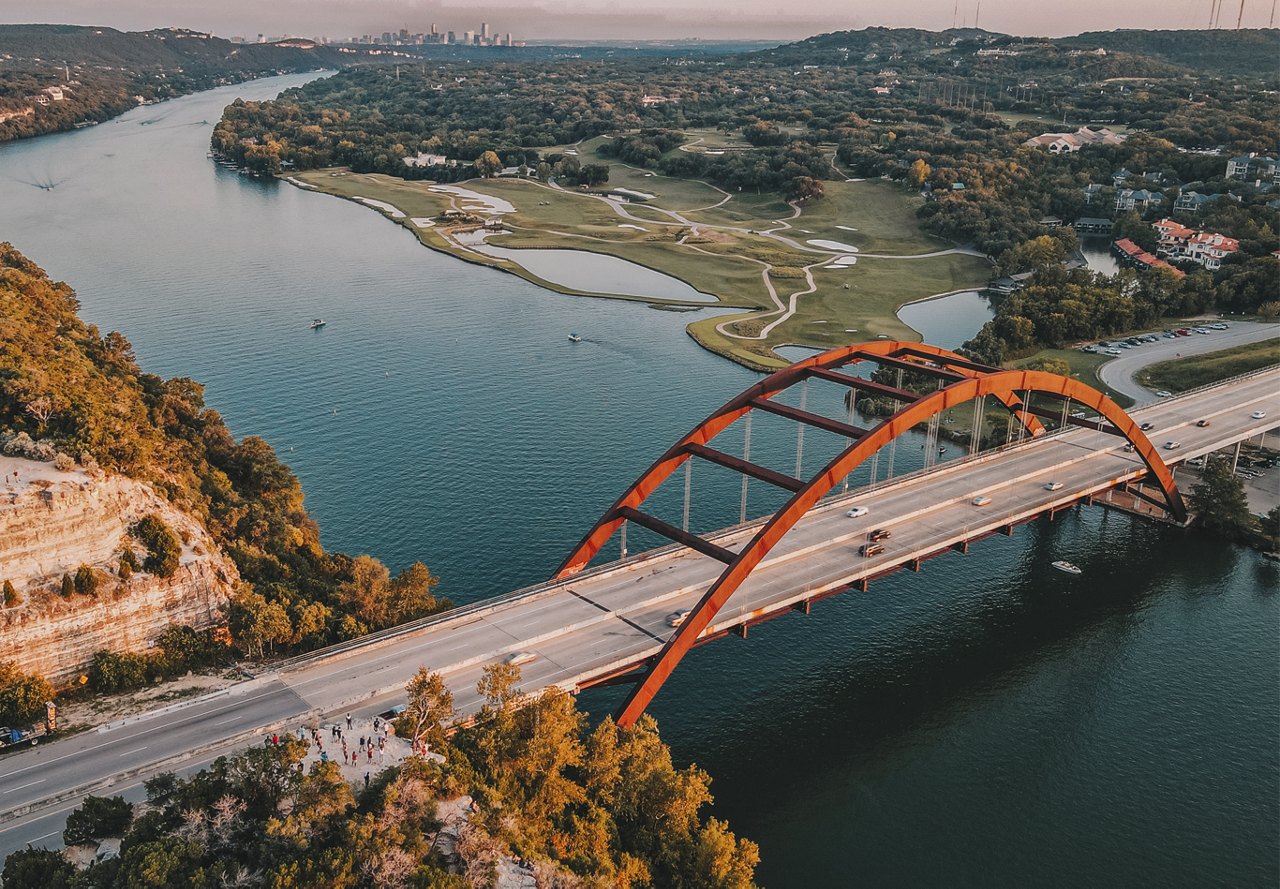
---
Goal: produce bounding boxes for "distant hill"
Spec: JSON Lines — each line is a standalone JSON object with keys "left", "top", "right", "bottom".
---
{"left": 0, "top": 24, "right": 351, "bottom": 70}
{"left": 1059, "top": 29, "right": 1280, "bottom": 77}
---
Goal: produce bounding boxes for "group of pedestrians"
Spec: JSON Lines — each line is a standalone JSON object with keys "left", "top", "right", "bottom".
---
{"left": 273, "top": 712, "right": 399, "bottom": 774}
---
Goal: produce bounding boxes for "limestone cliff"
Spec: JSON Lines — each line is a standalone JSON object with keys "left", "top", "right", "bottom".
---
{"left": 0, "top": 455, "right": 239, "bottom": 684}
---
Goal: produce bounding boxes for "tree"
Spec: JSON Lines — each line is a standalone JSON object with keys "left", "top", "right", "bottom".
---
{"left": 1189, "top": 455, "right": 1254, "bottom": 540}
{"left": 1023, "top": 357, "right": 1072, "bottom": 376}
{"left": 0, "top": 662, "right": 54, "bottom": 725}
{"left": 74, "top": 563, "right": 98, "bottom": 596}
{"left": 474, "top": 150, "right": 502, "bottom": 178}
{"left": 907, "top": 158, "right": 932, "bottom": 188}
{"left": 389, "top": 561, "right": 444, "bottom": 622}
{"left": 0, "top": 848, "right": 75, "bottom": 889}
{"left": 1263, "top": 505, "right": 1280, "bottom": 550}
{"left": 2, "top": 579, "right": 17, "bottom": 607}
{"left": 131, "top": 514, "right": 181, "bottom": 578}
{"left": 786, "top": 175, "right": 824, "bottom": 202}
{"left": 338, "top": 554, "right": 392, "bottom": 627}
{"left": 404, "top": 666, "right": 454, "bottom": 749}
{"left": 88, "top": 650, "right": 149, "bottom": 692}
{"left": 63, "top": 794, "right": 134, "bottom": 845}
{"left": 60, "top": 573, "right": 74, "bottom": 597}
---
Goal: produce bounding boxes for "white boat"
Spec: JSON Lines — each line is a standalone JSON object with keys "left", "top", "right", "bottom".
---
{"left": 568, "top": 333, "right": 582, "bottom": 342}
{"left": 309, "top": 319, "right": 326, "bottom": 330}
{"left": 1051, "top": 560, "right": 1082, "bottom": 575}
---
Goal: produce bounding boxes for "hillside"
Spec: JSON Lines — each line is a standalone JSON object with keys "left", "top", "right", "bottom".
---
{"left": 0, "top": 24, "right": 375, "bottom": 143}
{"left": 1061, "top": 28, "right": 1280, "bottom": 77}
{"left": 0, "top": 244, "right": 451, "bottom": 683}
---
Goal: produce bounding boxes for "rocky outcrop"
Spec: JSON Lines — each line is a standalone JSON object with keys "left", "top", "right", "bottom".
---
{"left": 0, "top": 456, "right": 239, "bottom": 684}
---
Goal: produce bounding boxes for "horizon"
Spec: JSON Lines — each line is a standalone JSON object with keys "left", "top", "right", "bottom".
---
{"left": 3, "top": 0, "right": 1279, "bottom": 43}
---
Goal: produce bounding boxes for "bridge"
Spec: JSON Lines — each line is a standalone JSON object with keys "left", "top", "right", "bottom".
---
{"left": 1, "top": 343, "right": 1276, "bottom": 850}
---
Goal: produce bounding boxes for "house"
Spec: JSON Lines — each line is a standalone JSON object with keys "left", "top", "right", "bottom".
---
{"left": 987, "top": 271, "right": 1035, "bottom": 295}
{"left": 41, "top": 86, "right": 66, "bottom": 102}
{"left": 1225, "top": 153, "right": 1280, "bottom": 184}
{"left": 1184, "top": 231, "right": 1239, "bottom": 270}
{"left": 1115, "top": 188, "right": 1163, "bottom": 213}
{"left": 1039, "top": 215, "right": 1063, "bottom": 228}
{"left": 1111, "top": 168, "right": 1132, "bottom": 186}
{"left": 1022, "top": 126, "right": 1126, "bottom": 154}
{"left": 1173, "top": 191, "right": 1214, "bottom": 214}
{"left": 870, "top": 86, "right": 892, "bottom": 95}
{"left": 640, "top": 94, "right": 676, "bottom": 107}
{"left": 403, "top": 152, "right": 450, "bottom": 168}
{"left": 1150, "top": 218, "right": 1240, "bottom": 270}
{"left": 1073, "top": 217, "right": 1113, "bottom": 235}
{"left": 1082, "top": 183, "right": 1107, "bottom": 206}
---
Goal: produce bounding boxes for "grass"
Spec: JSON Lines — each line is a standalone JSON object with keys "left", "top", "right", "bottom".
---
{"left": 1137, "top": 340, "right": 1280, "bottom": 393}
{"left": 287, "top": 161, "right": 985, "bottom": 371}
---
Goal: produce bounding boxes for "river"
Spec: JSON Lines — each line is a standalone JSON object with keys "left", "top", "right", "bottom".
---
{"left": 0, "top": 75, "right": 1275, "bottom": 887}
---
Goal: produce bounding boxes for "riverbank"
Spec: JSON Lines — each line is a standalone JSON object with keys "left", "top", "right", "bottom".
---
{"left": 284, "top": 166, "right": 991, "bottom": 370}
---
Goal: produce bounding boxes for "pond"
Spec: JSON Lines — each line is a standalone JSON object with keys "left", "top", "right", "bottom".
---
{"left": 896, "top": 289, "right": 995, "bottom": 350}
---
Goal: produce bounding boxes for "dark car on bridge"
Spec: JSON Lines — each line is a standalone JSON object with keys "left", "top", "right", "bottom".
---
{"left": 868, "top": 528, "right": 892, "bottom": 541}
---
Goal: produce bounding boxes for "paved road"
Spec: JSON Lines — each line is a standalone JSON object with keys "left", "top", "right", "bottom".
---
{"left": 2, "top": 369, "right": 1277, "bottom": 859}
{"left": 1096, "top": 320, "right": 1279, "bottom": 406}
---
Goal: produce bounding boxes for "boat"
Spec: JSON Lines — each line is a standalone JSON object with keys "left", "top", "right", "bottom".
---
{"left": 309, "top": 319, "right": 326, "bottom": 330}
{"left": 568, "top": 333, "right": 582, "bottom": 342}
{"left": 1051, "top": 560, "right": 1082, "bottom": 575}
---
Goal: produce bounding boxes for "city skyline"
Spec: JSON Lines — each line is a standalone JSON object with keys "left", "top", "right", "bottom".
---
{"left": 4, "top": 0, "right": 1278, "bottom": 42}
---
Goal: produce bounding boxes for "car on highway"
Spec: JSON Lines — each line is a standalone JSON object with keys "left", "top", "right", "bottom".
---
{"left": 1164, "top": 441, "right": 1181, "bottom": 450}
{"left": 666, "top": 609, "right": 691, "bottom": 628}
{"left": 1197, "top": 419, "right": 1211, "bottom": 427}
{"left": 1139, "top": 421, "right": 1154, "bottom": 431}
{"left": 1155, "top": 390, "right": 1173, "bottom": 398}
{"left": 860, "top": 542, "right": 886, "bottom": 557}
{"left": 1252, "top": 410, "right": 1268, "bottom": 419}
{"left": 1044, "top": 481, "right": 1064, "bottom": 491}
{"left": 868, "top": 528, "right": 892, "bottom": 541}
{"left": 504, "top": 651, "right": 537, "bottom": 667}
{"left": 845, "top": 506, "right": 869, "bottom": 518}
{"left": 1123, "top": 443, "right": 1136, "bottom": 452}
{"left": 972, "top": 495, "right": 993, "bottom": 506}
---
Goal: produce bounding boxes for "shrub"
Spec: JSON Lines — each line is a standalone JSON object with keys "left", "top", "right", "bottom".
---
{"left": 74, "top": 564, "right": 98, "bottom": 596}
{"left": 53, "top": 452, "right": 75, "bottom": 471}
{"left": 118, "top": 556, "right": 132, "bottom": 579}
{"left": 0, "top": 662, "right": 54, "bottom": 725}
{"left": 63, "top": 794, "right": 133, "bottom": 846}
{"left": 88, "top": 650, "right": 149, "bottom": 693}
{"left": 0, "top": 848, "right": 75, "bottom": 889}
{"left": 60, "top": 573, "right": 74, "bottom": 597}
{"left": 131, "top": 514, "right": 181, "bottom": 578}
{"left": 2, "top": 579, "right": 17, "bottom": 607}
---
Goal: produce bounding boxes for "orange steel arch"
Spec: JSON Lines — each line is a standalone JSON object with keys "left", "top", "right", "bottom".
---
{"left": 552, "top": 342, "right": 1186, "bottom": 726}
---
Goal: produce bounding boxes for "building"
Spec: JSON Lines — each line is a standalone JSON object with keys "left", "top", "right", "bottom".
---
{"left": 1082, "top": 183, "right": 1107, "bottom": 206}
{"left": 1225, "top": 153, "right": 1279, "bottom": 184}
{"left": 1151, "top": 218, "right": 1239, "bottom": 270}
{"left": 1114, "top": 188, "right": 1163, "bottom": 213}
{"left": 1112, "top": 238, "right": 1185, "bottom": 277}
{"left": 1073, "top": 217, "right": 1113, "bottom": 235}
{"left": 1022, "top": 126, "right": 1126, "bottom": 154}
{"left": 403, "top": 152, "right": 451, "bottom": 168}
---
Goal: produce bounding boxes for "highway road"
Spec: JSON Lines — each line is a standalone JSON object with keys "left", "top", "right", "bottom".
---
{"left": 1095, "top": 320, "right": 1279, "bottom": 405}
{"left": 2, "top": 367, "right": 1277, "bottom": 857}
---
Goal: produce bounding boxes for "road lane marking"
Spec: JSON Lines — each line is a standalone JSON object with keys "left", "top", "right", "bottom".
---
{"left": 118, "top": 746, "right": 149, "bottom": 757}
{"left": 1, "top": 779, "right": 45, "bottom": 794}
{"left": 214, "top": 714, "right": 245, "bottom": 726}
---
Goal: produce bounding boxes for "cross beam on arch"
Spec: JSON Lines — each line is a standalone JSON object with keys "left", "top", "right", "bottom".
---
{"left": 552, "top": 341, "right": 1185, "bottom": 726}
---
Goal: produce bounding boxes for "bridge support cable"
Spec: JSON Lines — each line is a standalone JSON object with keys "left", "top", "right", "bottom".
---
{"left": 739, "top": 413, "right": 752, "bottom": 523}
{"left": 970, "top": 396, "right": 985, "bottom": 455}
{"left": 620, "top": 519, "right": 627, "bottom": 558}
{"left": 682, "top": 461, "right": 692, "bottom": 532}
{"left": 795, "top": 378, "right": 808, "bottom": 478}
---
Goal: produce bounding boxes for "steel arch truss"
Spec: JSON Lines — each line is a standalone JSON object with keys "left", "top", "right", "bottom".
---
{"left": 553, "top": 341, "right": 1185, "bottom": 726}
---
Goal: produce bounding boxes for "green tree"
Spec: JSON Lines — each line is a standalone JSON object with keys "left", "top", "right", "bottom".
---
{"left": 1263, "top": 505, "right": 1280, "bottom": 550}
{"left": 0, "top": 662, "right": 54, "bottom": 725}
{"left": 338, "top": 554, "right": 392, "bottom": 628}
{"left": 131, "top": 514, "right": 181, "bottom": 578}
{"left": 74, "top": 563, "right": 98, "bottom": 596}
{"left": 60, "top": 573, "right": 74, "bottom": 597}
{"left": 404, "top": 666, "right": 454, "bottom": 749}
{"left": 0, "top": 848, "right": 75, "bottom": 889}
{"left": 63, "top": 794, "right": 134, "bottom": 845}
{"left": 389, "top": 560, "right": 445, "bottom": 622}
{"left": 2, "top": 579, "right": 17, "bottom": 607}
{"left": 88, "top": 650, "right": 149, "bottom": 692}
{"left": 1189, "top": 455, "right": 1254, "bottom": 540}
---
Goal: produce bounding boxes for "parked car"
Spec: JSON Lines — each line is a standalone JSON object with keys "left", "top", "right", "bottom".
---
{"left": 1175, "top": 329, "right": 1191, "bottom": 336}
{"left": 1044, "top": 481, "right": 1064, "bottom": 491}
{"left": 860, "top": 543, "right": 885, "bottom": 557}
{"left": 504, "top": 651, "right": 537, "bottom": 667}
{"left": 1081, "top": 346, "right": 1098, "bottom": 353}
{"left": 376, "top": 704, "right": 407, "bottom": 721}
{"left": 1155, "top": 390, "right": 1173, "bottom": 398}
{"left": 845, "top": 506, "right": 869, "bottom": 519}
{"left": 972, "top": 495, "right": 993, "bottom": 506}
{"left": 1164, "top": 441, "right": 1181, "bottom": 450}
{"left": 1104, "top": 348, "right": 1123, "bottom": 356}
{"left": 666, "top": 609, "right": 691, "bottom": 628}
{"left": 868, "top": 528, "right": 892, "bottom": 541}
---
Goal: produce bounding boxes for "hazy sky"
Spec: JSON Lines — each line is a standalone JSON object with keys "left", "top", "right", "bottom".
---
{"left": 4, "top": 0, "right": 1276, "bottom": 41}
